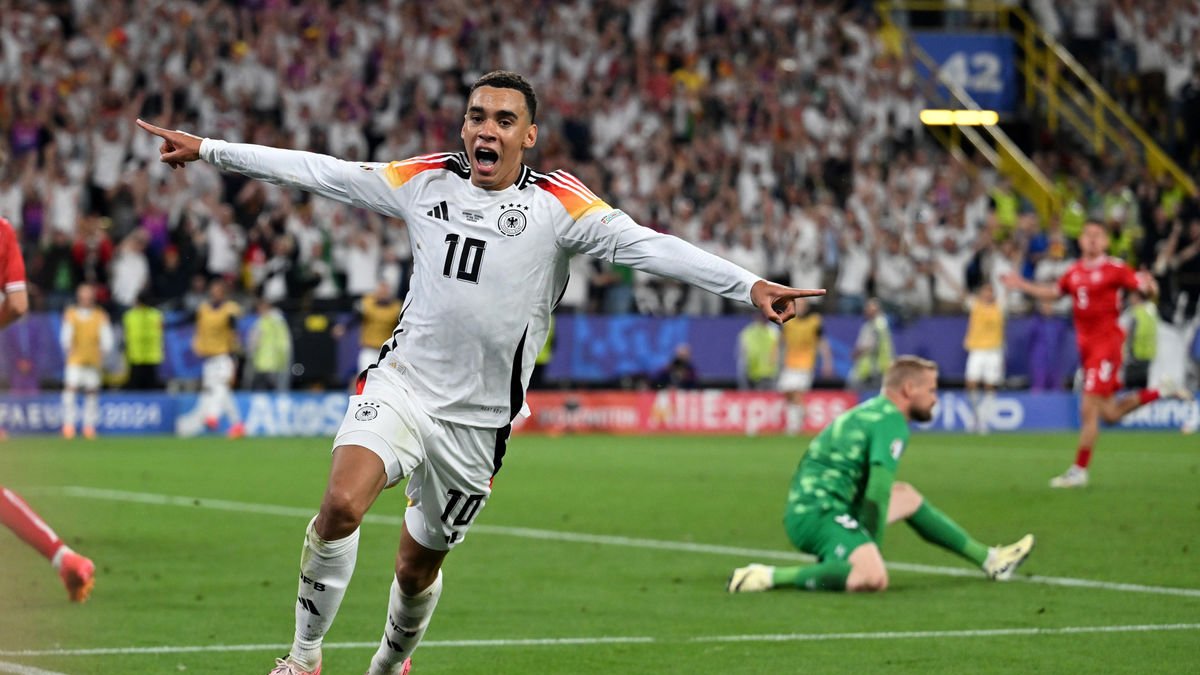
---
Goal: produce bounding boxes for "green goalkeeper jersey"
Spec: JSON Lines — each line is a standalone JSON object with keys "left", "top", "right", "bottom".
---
{"left": 786, "top": 396, "right": 910, "bottom": 524}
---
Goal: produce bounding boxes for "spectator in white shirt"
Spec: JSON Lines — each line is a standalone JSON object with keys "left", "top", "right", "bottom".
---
{"left": 204, "top": 205, "right": 245, "bottom": 280}
{"left": 89, "top": 120, "right": 130, "bottom": 212}
{"left": 933, "top": 235, "right": 975, "bottom": 314}
{"left": 110, "top": 230, "right": 150, "bottom": 310}
{"left": 44, "top": 164, "right": 82, "bottom": 240}
{"left": 836, "top": 225, "right": 871, "bottom": 315}
{"left": 343, "top": 231, "right": 381, "bottom": 299}
{"left": 873, "top": 231, "right": 918, "bottom": 319}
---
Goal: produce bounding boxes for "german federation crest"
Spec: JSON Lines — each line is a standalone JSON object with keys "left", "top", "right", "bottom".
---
{"left": 497, "top": 203, "right": 529, "bottom": 236}
{"left": 355, "top": 401, "right": 380, "bottom": 421}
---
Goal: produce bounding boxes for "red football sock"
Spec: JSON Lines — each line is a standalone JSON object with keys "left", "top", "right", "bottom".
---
{"left": 1138, "top": 389, "right": 1160, "bottom": 405}
{"left": 1074, "top": 446, "right": 1093, "bottom": 470}
{"left": 0, "top": 487, "right": 64, "bottom": 561}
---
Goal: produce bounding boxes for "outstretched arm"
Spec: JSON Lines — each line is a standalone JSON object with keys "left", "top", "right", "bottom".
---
{"left": 1001, "top": 271, "right": 1062, "bottom": 302}
{"left": 1, "top": 223, "right": 28, "bottom": 328}
{"left": 601, "top": 225, "right": 824, "bottom": 323}
{"left": 0, "top": 290, "right": 27, "bottom": 329}
{"left": 134, "top": 120, "right": 405, "bottom": 218}
{"left": 552, "top": 179, "right": 823, "bottom": 323}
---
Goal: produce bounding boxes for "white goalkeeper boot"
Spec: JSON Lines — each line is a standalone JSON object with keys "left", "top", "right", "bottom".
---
{"left": 727, "top": 564, "right": 775, "bottom": 593}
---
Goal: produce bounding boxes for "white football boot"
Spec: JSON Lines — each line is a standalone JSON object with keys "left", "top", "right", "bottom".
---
{"left": 1049, "top": 465, "right": 1088, "bottom": 489}
{"left": 727, "top": 564, "right": 775, "bottom": 593}
{"left": 984, "top": 534, "right": 1035, "bottom": 580}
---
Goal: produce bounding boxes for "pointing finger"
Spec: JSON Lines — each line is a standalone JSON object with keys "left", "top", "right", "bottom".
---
{"left": 136, "top": 118, "right": 173, "bottom": 139}
{"left": 781, "top": 288, "right": 826, "bottom": 299}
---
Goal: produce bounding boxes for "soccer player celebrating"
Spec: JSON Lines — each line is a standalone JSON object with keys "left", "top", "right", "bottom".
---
{"left": 0, "top": 216, "right": 27, "bottom": 330}
{"left": 136, "top": 70, "right": 823, "bottom": 675}
{"left": 1, "top": 216, "right": 96, "bottom": 601}
{"left": 728, "top": 356, "right": 1034, "bottom": 594}
{"left": 1004, "top": 220, "right": 1193, "bottom": 488}
{"left": 778, "top": 298, "right": 833, "bottom": 435}
{"left": 60, "top": 283, "right": 113, "bottom": 440}
{"left": 1, "top": 215, "right": 29, "bottom": 442}
{"left": 193, "top": 278, "right": 245, "bottom": 439}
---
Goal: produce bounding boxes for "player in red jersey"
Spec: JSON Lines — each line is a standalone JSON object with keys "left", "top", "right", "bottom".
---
{"left": 0, "top": 216, "right": 28, "bottom": 330}
{"left": 1005, "top": 221, "right": 1193, "bottom": 488}
{"left": 0, "top": 216, "right": 96, "bottom": 601}
{"left": 0, "top": 215, "right": 28, "bottom": 443}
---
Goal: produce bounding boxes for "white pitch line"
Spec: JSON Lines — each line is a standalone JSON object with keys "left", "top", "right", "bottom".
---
{"left": 700, "top": 622, "right": 1200, "bottom": 643}
{"left": 0, "top": 661, "right": 70, "bottom": 675}
{"left": 30, "top": 486, "right": 1200, "bottom": 599}
{"left": 4, "top": 624, "right": 1200, "bottom": 658}
{"left": 0, "top": 637, "right": 653, "bottom": 658}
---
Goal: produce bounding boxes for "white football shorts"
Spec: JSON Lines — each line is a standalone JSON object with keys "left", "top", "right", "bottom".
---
{"left": 777, "top": 367, "right": 815, "bottom": 393}
{"left": 965, "top": 349, "right": 1004, "bottom": 386}
{"left": 333, "top": 366, "right": 507, "bottom": 551}
{"left": 201, "top": 354, "right": 236, "bottom": 390}
{"left": 63, "top": 364, "right": 101, "bottom": 391}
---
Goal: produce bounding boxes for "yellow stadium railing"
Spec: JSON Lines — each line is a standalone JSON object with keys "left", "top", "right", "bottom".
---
{"left": 875, "top": 2, "right": 1059, "bottom": 221}
{"left": 877, "top": 0, "right": 1196, "bottom": 195}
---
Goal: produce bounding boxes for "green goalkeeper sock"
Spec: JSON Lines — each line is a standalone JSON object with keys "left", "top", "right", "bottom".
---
{"left": 907, "top": 501, "right": 989, "bottom": 566}
{"left": 772, "top": 561, "right": 852, "bottom": 591}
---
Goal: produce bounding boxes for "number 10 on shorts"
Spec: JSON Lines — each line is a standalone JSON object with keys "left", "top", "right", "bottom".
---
{"left": 441, "top": 489, "right": 485, "bottom": 527}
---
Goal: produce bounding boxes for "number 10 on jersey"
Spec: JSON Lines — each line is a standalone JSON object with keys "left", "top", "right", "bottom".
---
{"left": 443, "top": 234, "right": 486, "bottom": 284}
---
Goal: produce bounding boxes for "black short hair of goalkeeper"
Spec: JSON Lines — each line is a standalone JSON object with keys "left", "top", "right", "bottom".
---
{"left": 470, "top": 70, "right": 538, "bottom": 124}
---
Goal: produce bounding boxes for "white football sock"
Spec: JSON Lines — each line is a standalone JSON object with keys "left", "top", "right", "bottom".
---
{"left": 51, "top": 545, "right": 74, "bottom": 571}
{"left": 83, "top": 392, "right": 99, "bottom": 430}
{"left": 61, "top": 390, "right": 77, "bottom": 430}
{"left": 218, "top": 384, "right": 241, "bottom": 423}
{"left": 366, "top": 571, "right": 443, "bottom": 675}
{"left": 289, "top": 516, "right": 360, "bottom": 671}
{"left": 981, "top": 392, "right": 996, "bottom": 430}
{"left": 200, "top": 389, "right": 218, "bottom": 421}
{"left": 786, "top": 403, "right": 805, "bottom": 434}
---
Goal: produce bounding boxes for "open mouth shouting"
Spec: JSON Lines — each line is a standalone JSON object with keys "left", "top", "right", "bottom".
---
{"left": 473, "top": 147, "right": 500, "bottom": 177}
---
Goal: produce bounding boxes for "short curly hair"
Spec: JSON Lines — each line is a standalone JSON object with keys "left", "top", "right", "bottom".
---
{"left": 470, "top": 70, "right": 538, "bottom": 123}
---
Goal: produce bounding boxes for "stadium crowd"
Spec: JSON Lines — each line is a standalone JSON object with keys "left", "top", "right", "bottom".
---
{"left": 1039, "top": 0, "right": 1200, "bottom": 172}
{"left": 0, "top": 0, "right": 1198, "bottom": 330}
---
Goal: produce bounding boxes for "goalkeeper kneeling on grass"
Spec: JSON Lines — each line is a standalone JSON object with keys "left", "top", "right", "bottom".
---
{"left": 729, "top": 356, "right": 1034, "bottom": 593}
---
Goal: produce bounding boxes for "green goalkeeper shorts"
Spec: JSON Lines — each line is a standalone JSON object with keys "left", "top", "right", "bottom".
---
{"left": 784, "top": 507, "right": 875, "bottom": 562}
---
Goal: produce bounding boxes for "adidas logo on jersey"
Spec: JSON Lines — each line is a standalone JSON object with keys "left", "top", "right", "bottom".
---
{"left": 426, "top": 201, "right": 449, "bottom": 221}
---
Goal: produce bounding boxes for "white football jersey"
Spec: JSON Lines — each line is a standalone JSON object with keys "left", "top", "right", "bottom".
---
{"left": 201, "top": 141, "right": 762, "bottom": 427}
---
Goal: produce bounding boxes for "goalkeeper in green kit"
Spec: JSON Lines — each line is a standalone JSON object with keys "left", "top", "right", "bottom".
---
{"left": 728, "top": 356, "right": 1034, "bottom": 593}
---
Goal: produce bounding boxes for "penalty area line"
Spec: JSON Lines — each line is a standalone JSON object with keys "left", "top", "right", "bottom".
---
{"left": 28, "top": 486, "right": 1200, "bottom": 599}
{"left": 0, "top": 661, "right": 71, "bottom": 675}
{"left": 4, "top": 624, "right": 1200, "bottom": 657}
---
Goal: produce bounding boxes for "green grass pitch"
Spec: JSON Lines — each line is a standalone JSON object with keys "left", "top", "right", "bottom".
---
{"left": 1, "top": 431, "right": 1198, "bottom": 674}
